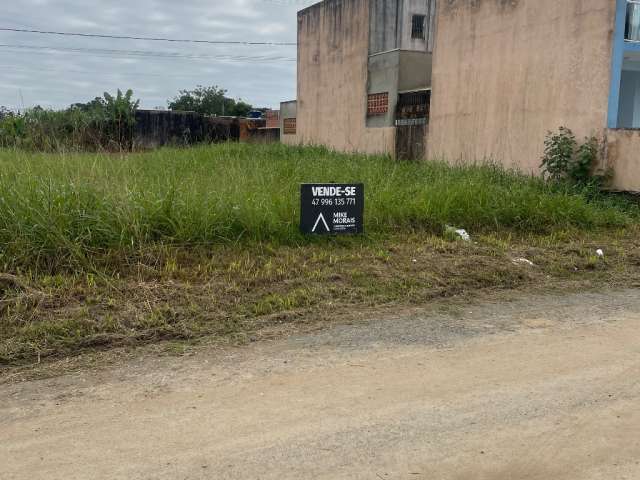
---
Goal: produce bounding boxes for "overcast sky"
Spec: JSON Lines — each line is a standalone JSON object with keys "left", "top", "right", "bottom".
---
{"left": 0, "top": 0, "right": 315, "bottom": 111}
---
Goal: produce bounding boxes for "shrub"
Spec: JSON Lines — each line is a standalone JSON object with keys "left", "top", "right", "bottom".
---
{"left": 169, "top": 85, "right": 252, "bottom": 117}
{"left": 541, "top": 127, "right": 607, "bottom": 187}
{"left": 0, "top": 113, "right": 26, "bottom": 147}
{"left": 0, "top": 90, "right": 139, "bottom": 152}
{"left": 101, "top": 89, "right": 140, "bottom": 150}
{"left": 0, "top": 106, "right": 14, "bottom": 122}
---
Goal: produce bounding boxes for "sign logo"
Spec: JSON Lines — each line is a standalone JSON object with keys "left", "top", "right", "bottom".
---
{"left": 311, "top": 213, "right": 330, "bottom": 233}
{"left": 300, "top": 183, "right": 364, "bottom": 235}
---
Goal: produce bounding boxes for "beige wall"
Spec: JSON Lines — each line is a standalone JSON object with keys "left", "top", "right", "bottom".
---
{"left": 428, "top": 0, "right": 616, "bottom": 173}
{"left": 369, "top": 0, "right": 436, "bottom": 54}
{"left": 606, "top": 129, "right": 640, "bottom": 192}
{"left": 297, "top": 0, "right": 395, "bottom": 155}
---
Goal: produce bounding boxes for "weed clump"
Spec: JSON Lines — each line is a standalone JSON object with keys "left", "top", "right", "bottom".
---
{"left": 541, "top": 127, "right": 609, "bottom": 188}
{"left": 0, "top": 90, "right": 139, "bottom": 152}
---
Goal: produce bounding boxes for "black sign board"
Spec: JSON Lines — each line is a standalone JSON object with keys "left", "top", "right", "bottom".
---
{"left": 300, "top": 183, "right": 364, "bottom": 235}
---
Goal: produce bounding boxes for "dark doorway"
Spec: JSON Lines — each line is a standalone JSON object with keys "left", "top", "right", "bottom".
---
{"left": 396, "top": 124, "right": 426, "bottom": 161}
{"left": 395, "top": 90, "right": 430, "bottom": 160}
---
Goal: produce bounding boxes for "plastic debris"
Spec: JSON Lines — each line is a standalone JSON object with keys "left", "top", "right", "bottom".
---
{"left": 445, "top": 225, "right": 471, "bottom": 242}
{"left": 513, "top": 258, "right": 535, "bottom": 267}
{"left": 456, "top": 230, "right": 471, "bottom": 241}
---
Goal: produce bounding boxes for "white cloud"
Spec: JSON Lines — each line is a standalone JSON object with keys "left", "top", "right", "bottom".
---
{"left": 0, "top": 0, "right": 316, "bottom": 110}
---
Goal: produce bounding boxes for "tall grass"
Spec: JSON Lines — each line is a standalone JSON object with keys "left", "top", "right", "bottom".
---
{"left": 0, "top": 108, "right": 105, "bottom": 151}
{"left": 0, "top": 143, "right": 635, "bottom": 272}
{"left": 0, "top": 90, "right": 137, "bottom": 152}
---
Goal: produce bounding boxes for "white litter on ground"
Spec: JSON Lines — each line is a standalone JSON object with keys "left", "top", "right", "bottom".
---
{"left": 445, "top": 225, "right": 471, "bottom": 242}
{"left": 512, "top": 258, "right": 535, "bottom": 267}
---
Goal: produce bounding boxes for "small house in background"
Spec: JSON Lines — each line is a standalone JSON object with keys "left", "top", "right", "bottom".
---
{"left": 234, "top": 109, "right": 279, "bottom": 143}
{"left": 288, "top": 0, "right": 640, "bottom": 192}
{"left": 239, "top": 117, "right": 267, "bottom": 142}
{"left": 280, "top": 100, "right": 297, "bottom": 145}
{"left": 265, "top": 110, "right": 280, "bottom": 129}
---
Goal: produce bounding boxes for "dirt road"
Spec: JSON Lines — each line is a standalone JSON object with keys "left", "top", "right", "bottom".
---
{"left": 2, "top": 290, "right": 640, "bottom": 479}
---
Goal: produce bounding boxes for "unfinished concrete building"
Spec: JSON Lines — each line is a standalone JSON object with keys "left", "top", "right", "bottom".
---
{"left": 293, "top": 0, "right": 435, "bottom": 157}
{"left": 290, "top": 0, "right": 640, "bottom": 191}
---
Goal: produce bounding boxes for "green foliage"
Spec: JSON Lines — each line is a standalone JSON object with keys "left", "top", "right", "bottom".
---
{"left": 573, "top": 136, "right": 600, "bottom": 185}
{"left": 102, "top": 89, "right": 140, "bottom": 149}
{"left": 0, "top": 106, "right": 13, "bottom": 120}
{"left": 168, "top": 85, "right": 253, "bottom": 117}
{"left": 541, "top": 127, "right": 576, "bottom": 182}
{"left": 0, "top": 113, "right": 26, "bottom": 144}
{"left": 0, "top": 90, "right": 140, "bottom": 152}
{"left": 0, "top": 143, "right": 635, "bottom": 273}
{"left": 541, "top": 127, "right": 606, "bottom": 187}
{"left": 70, "top": 96, "right": 109, "bottom": 112}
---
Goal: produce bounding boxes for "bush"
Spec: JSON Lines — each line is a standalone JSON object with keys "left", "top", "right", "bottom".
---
{"left": 0, "top": 90, "right": 139, "bottom": 152}
{"left": 541, "top": 127, "right": 607, "bottom": 188}
{"left": 0, "top": 113, "right": 26, "bottom": 146}
{"left": 169, "top": 85, "right": 252, "bottom": 117}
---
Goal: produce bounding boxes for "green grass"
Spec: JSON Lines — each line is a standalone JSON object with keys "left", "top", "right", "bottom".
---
{"left": 0, "top": 142, "right": 636, "bottom": 273}
{"left": 1, "top": 143, "right": 640, "bottom": 367}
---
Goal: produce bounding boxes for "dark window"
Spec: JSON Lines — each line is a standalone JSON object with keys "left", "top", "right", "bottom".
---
{"left": 627, "top": 1, "right": 640, "bottom": 42}
{"left": 396, "top": 90, "right": 431, "bottom": 125}
{"left": 367, "top": 92, "right": 389, "bottom": 116}
{"left": 411, "top": 14, "right": 426, "bottom": 40}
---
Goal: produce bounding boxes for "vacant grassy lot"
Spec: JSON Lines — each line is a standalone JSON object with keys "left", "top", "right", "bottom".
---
{"left": 1, "top": 143, "right": 639, "bottom": 368}
{"left": 0, "top": 143, "right": 635, "bottom": 272}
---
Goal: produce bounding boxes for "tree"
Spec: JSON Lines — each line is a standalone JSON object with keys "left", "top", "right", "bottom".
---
{"left": 69, "top": 97, "right": 107, "bottom": 113}
{"left": 168, "top": 85, "right": 253, "bottom": 117}
{"left": 231, "top": 100, "right": 253, "bottom": 118}
{"left": 101, "top": 89, "right": 140, "bottom": 148}
{"left": 68, "top": 89, "right": 139, "bottom": 149}
{"left": 0, "top": 106, "right": 14, "bottom": 120}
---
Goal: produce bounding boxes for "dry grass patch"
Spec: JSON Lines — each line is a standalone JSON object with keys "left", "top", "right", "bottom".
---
{"left": 2, "top": 230, "right": 640, "bottom": 367}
